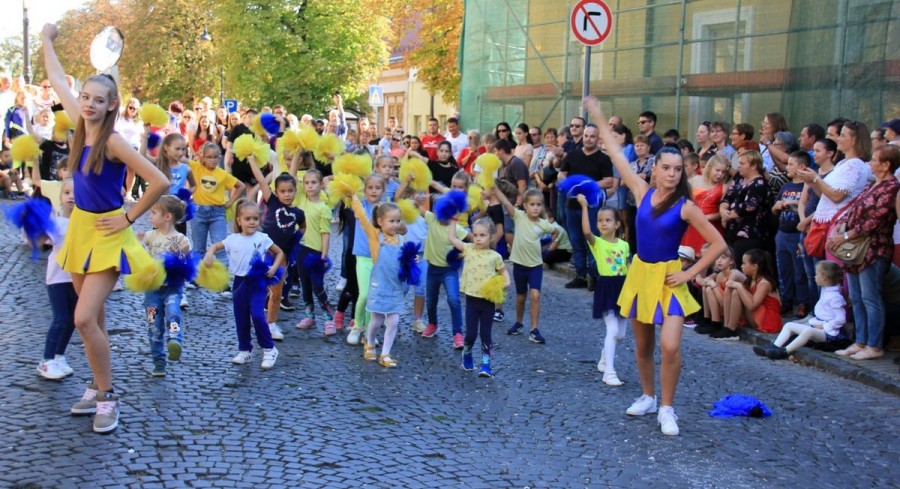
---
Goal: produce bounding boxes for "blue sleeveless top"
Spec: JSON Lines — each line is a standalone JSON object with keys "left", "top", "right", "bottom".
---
{"left": 74, "top": 146, "right": 126, "bottom": 213}
{"left": 636, "top": 188, "right": 688, "bottom": 263}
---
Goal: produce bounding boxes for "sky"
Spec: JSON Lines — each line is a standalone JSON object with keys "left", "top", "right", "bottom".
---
{"left": 0, "top": 0, "right": 89, "bottom": 42}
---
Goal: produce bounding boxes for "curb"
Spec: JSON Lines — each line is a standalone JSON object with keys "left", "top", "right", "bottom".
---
{"left": 544, "top": 262, "right": 900, "bottom": 397}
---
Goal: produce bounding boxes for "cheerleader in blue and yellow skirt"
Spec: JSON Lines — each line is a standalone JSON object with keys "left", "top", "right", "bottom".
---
{"left": 43, "top": 23, "right": 169, "bottom": 434}
{"left": 585, "top": 97, "right": 725, "bottom": 437}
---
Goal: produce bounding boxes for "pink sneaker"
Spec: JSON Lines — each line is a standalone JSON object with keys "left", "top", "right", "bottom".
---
{"left": 324, "top": 319, "right": 337, "bottom": 336}
{"left": 333, "top": 311, "right": 345, "bottom": 331}
{"left": 296, "top": 316, "right": 316, "bottom": 329}
{"left": 452, "top": 333, "right": 464, "bottom": 349}
{"left": 421, "top": 323, "right": 438, "bottom": 338}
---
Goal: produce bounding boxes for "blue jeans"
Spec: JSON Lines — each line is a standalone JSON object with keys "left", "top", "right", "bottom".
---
{"left": 144, "top": 285, "right": 185, "bottom": 364}
{"left": 799, "top": 232, "right": 821, "bottom": 305}
{"left": 44, "top": 283, "right": 77, "bottom": 360}
{"left": 192, "top": 205, "right": 227, "bottom": 264}
{"left": 426, "top": 264, "right": 463, "bottom": 334}
{"left": 565, "top": 205, "right": 599, "bottom": 278}
{"left": 847, "top": 258, "right": 888, "bottom": 348}
{"left": 556, "top": 192, "right": 567, "bottom": 224}
{"left": 774, "top": 231, "right": 809, "bottom": 306}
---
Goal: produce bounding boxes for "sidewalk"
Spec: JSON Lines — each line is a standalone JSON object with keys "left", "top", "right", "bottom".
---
{"left": 545, "top": 261, "right": 900, "bottom": 397}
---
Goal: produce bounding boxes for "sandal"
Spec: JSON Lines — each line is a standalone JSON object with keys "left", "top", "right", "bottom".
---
{"left": 378, "top": 354, "right": 398, "bottom": 368}
{"left": 363, "top": 345, "right": 377, "bottom": 361}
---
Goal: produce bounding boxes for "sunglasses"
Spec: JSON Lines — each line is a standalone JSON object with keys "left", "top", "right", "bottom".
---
{"left": 638, "top": 120, "right": 651, "bottom": 125}
{"left": 498, "top": 128, "right": 509, "bottom": 133}
{"left": 41, "top": 85, "right": 51, "bottom": 89}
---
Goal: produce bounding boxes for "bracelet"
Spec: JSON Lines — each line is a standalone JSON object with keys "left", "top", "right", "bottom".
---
{"left": 124, "top": 213, "right": 134, "bottom": 225}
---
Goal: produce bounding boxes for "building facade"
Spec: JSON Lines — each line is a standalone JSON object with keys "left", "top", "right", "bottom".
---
{"left": 460, "top": 0, "right": 899, "bottom": 136}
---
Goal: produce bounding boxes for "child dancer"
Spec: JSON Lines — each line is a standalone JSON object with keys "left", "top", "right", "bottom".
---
{"left": 695, "top": 247, "right": 736, "bottom": 336}
{"left": 346, "top": 173, "right": 386, "bottom": 344}
{"left": 248, "top": 155, "right": 304, "bottom": 341}
{"left": 449, "top": 217, "right": 509, "bottom": 378}
{"left": 189, "top": 143, "right": 245, "bottom": 268}
{"left": 140, "top": 132, "right": 196, "bottom": 233}
{"left": 577, "top": 196, "right": 630, "bottom": 386}
{"left": 395, "top": 186, "right": 429, "bottom": 333}
{"left": 139, "top": 195, "right": 191, "bottom": 377}
{"left": 493, "top": 187, "right": 556, "bottom": 344}
{"left": 43, "top": 23, "right": 170, "bottom": 433}
{"left": 34, "top": 177, "right": 77, "bottom": 380}
{"left": 374, "top": 154, "right": 400, "bottom": 201}
{"left": 351, "top": 195, "right": 407, "bottom": 367}
{"left": 204, "top": 200, "right": 284, "bottom": 369}
{"left": 754, "top": 260, "right": 846, "bottom": 359}
{"left": 713, "top": 248, "right": 783, "bottom": 340}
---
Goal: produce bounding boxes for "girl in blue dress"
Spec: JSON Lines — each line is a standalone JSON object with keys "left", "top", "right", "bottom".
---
{"left": 585, "top": 97, "right": 726, "bottom": 437}
{"left": 43, "top": 23, "right": 170, "bottom": 433}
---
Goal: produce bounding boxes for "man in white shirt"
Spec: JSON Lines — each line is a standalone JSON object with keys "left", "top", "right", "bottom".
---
{"left": 443, "top": 117, "right": 467, "bottom": 160}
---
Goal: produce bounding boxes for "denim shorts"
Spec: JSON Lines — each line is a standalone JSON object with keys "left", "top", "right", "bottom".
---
{"left": 513, "top": 263, "right": 543, "bottom": 294}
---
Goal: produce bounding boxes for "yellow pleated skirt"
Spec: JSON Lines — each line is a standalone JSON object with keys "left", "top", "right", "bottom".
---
{"left": 617, "top": 255, "right": 700, "bottom": 325}
{"left": 57, "top": 206, "right": 154, "bottom": 275}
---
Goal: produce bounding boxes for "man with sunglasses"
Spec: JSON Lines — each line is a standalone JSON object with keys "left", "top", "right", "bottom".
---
{"left": 563, "top": 117, "right": 586, "bottom": 155}
{"left": 34, "top": 80, "right": 57, "bottom": 112}
{"left": 637, "top": 111, "right": 663, "bottom": 154}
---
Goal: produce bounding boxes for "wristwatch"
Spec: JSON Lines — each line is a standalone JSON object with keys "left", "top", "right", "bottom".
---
{"left": 843, "top": 232, "right": 850, "bottom": 240}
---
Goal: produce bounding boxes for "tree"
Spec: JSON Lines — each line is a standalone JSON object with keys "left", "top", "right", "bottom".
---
{"left": 407, "top": 0, "right": 463, "bottom": 105}
{"left": 0, "top": 35, "right": 43, "bottom": 82}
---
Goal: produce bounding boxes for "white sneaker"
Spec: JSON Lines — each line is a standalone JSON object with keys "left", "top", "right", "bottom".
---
{"left": 347, "top": 326, "right": 363, "bottom": 345}
{"left": 602, "top": 371, "right": 624, "bottom": 386}
{"left": 185, "top": 282, "right": 197, "bottom": 290}
{"left": 180, "top": 295, "right": 188, "bottom": 309}
{"left": 261, "top": 347, "right": 279, "bottom": 369}
{"left": 626, "top": 395, "right": 657, "bottom": 416}
{"left": 220, "top": 290, "right": 233, "bottom": 299}
{"left": 412, "top": 319, "right": 426, "bottom": 333}
{"left": 231, "top": 351, "right": 252, "bottom": 364}
{"left": 336, "top": 277, "right": 347, "bottom": 292}
{"left": 597, "top": 351, "right": 606, "bottom": 373}
{"left": 54, "top": 355, "right": 74, "bottom": 376}
{"left": 658, "top": 406, "right": 679, "bottom": 436}
{"left": 269, "top": 323, "right": 284, "bottom": 341}
{"left": 37, "top": 359, "right": 66, "bottom": 380}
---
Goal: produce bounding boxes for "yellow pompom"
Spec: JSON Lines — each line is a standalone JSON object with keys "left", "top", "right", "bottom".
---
{"left": 326, "top": 173, "right": 363, "bottom": 208}
{"left": 251, "top": 114, "right": 268, "bottom": 139}
{"left": 281, "top": 129, "right": 302, "bottom": 154}
{"left": 480, "top": 274, "right": 507, "bottom": 304}
{"left": 124, "top": 258, "right": 166, "bottom": 292}
{"left": 52, "top": 111, "right": 73, "bottom": 140}
{"left": 196, "top": 260, "right": 230, "bottom": 292}
{"left": 398, "top": 157, "right": 432, "bottom": 192}
{"left": 474, "top": 153, "right": 502, "bottom": 189}
{"left": 467, "top": 185, "right": 487, "bottom": 214}
{"left": 314, "top": 133, "right": 345, "bottom": 163}
{"left": 253, "top": 140, "right": 271, "bottom": 168}
{"left": 11, "top": 135, "right": 41, "bottom": 164}
{"left": 139, "top": 103, "right": 169, "bottom": 127}
{"left": 333, "top": 153, "right": 372, "bottom": 178}
{"left": 297, "top": 124, "right": 319, "bottom": 151}
{"left": 232, "top": 134, "right": 257, "bottom": 160}
{"left": 396, "top": 199, "right": 420, "bottom": 224}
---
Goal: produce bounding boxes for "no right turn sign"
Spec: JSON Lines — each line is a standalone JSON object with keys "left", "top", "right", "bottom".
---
{"left": 570, "top": 0, "right": 613, "bottom": 47}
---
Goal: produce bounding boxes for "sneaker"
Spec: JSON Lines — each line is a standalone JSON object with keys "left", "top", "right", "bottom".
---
{"left": 412, "top": 319, "right": 426, "bottom": 334}
{"left": 37, "top": 359, "right": 66, "bottom": 380}
{"left": 364, "top": 344, "right": 377, "bottom": 361}
{"left": 220, "top": 290, "right": 233, "bottom": 299}
{"left": 453, "top": 333, "right": 464, "bottom": 349}
{"left": 232, "top": 350, "right": 252, "bottom": 364}
{"left": 180, "top": 295, "right": 188, "bottom": 309}
{"left": 597, "top": 351, "right": 606, "bottom": 373}
{"left": 493, "top": 310, "right": 505, "bottom": 322}
{"left": 269, "top": 323, "right": 284, "bottom": 341}
{"left": 694, "top": 323, "right": 721, "bottom": 335}
{"left": 564, "top": 277, "right": 588, "bottom": 289}
{"left": 626, "top": 395, "right": 658, "bottom": 416}
{"left": 765, "top": 346, "right": 789, "bottom": 360}
{"left": 296, "top": 316, "right": 316, "bottom": 329}
{"left": 478, "top": 356, "right": 493, "bottom": 378}
{"left": 71, "top": 384, "right": 98, "bottom": 415}
{"left": 421, "top": 323, "right": 438, "bottom": 338}
{"left": 462, "top": 349, "right": 474, "bottom": 370}
{"left": 347, "top": 325, "right": 363, "bottom": 345}
{"left": 324, "top": 319, "right": 337, "bottom": 336}
{"left": 710, "top": 328, "right": 740, "bottom": 341}
{"left": 54, "top": 355, "right": 74, "bottom": 376}
{"left": 602, "top": 371, "right": 624, "bottom": 386}
{"left": 280, "top": 298, "right": 296, "bottom": 311}
{"left": 336, "top": 277, "right": 347, "bottom": 292}
{"left": 657, "top": 406, "right": 679, "bottom": 436}
{"left": 529, "top": 329, "right": 546, "bottom": 344}
{"left": 507, "top": 322, "right": 524, "bottom": 335}
{"left": 752, "top": 344, "right": 775, "bottom": 357}
{"left": 683, "top": 319, "right": 697, "bottom": 329}
{"left": 261, "top": 347, "right": 279, "bottom": 369}
{"left": 93, "top": 392, "right": 119, "bottom": 433}
{"left": 150, "top": 362, "right": 166, "bottom": 377}
{"left": 185, "top": 281, "right": 197, "bottom": 290}
{"left": 333, "top": 311, "right": 346, "bottom": 331}
{"left": 289, "top": 289, "right": 300, "bottom": 298}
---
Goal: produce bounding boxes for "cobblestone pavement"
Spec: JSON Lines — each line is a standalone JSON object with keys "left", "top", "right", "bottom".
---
{"left": 0, "top": 218, "right": 898, "bottom": 488}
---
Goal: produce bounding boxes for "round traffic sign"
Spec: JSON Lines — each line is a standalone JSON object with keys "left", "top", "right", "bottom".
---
{"left": 570, "top": 0, "right": 613, "bottom": 47}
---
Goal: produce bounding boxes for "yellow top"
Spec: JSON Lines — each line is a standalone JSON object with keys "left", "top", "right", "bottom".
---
{"left": 297, "top": 193, "right": 331, "bottom": 252}
{"left": 189, "top": 160, "right": 239, "bottom": 206}
{"left": 424, "top": 211, "right": 469, "bottom": 267}
{"left": 509, "top": 209, "right": 553, "bottom": 267}
{"left": 459, "top": 243, "right": 504, "bottom": 298}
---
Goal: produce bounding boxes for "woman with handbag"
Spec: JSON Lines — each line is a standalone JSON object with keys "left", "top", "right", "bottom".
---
{"left": 798, "top": 122, "right": 872, "bottom": 262}
{"left": 828, "top": 145, "right": 900, "bottom": 360}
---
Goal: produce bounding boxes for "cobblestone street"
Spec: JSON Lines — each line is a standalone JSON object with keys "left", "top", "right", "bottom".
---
{"left": 0, "top": 219, "right": 897, "bottom": 488}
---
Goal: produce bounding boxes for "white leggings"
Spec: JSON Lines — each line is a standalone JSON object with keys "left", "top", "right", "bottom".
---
{"left": 367, "top": 312, "right": 399, "bottom": 356}
{"left": 775, "top": 320, "right": 827, "bottom": 353}
{"left": 602, "top": 311, "right": 628, "bottom": 373}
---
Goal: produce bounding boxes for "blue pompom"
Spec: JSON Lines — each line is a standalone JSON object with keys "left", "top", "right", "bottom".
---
{"left": 446, "top": 248, "right": 463, "bottom": 270}
{"left": 3, "top": 198, "right": 56, "bottom": 260}
{"left": 434, "top": 190, "right": 469, "bottom": 222}
{"left": 147, "top": 132, "right": 162, "bottom": 151}
{"left": 708, "top": 394, "right": 772, "bottom": 419}
{"left": 287, "top": 230, "right": 304, "bottom": 265}
{"left": 260, "top": 113, "right": 280, "bottom": 135}
{"left": 540, "top": 234, "right": 552, "bottom": 247}
{"left": 558, "top": 174, "right": 604, "bottom": 207}
{"left": 175, "top": 187, "right": 195, "bottom": 222}
{"left": 247, "top": 253, "right": 284, "bottom": 290}
{"left": 303, "top": 253, "right": 333, "bottom": 287}
{"left": 268, "top": 264, "right": 285, "bottom": 287}
{"left": 162, "top": 252, "right": 198, "bottom": 287}
{"left": 398, "top": 241, "right": 422, "bottom": 286}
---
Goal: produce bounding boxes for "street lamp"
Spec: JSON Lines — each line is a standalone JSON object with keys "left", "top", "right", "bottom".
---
{"left": 199, "top": 26, "right": 224, "bottom": 105}
{"left": 23, "top": 0, "right": 31, "bottom": 84}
